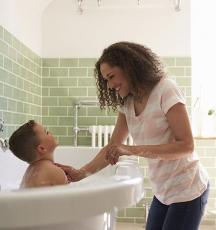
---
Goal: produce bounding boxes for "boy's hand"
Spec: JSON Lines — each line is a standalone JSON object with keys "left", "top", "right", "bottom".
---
{"left": 55, "top": 163, "right": 86, "bottom": 182}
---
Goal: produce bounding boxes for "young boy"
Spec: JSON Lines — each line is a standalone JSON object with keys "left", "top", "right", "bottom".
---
{"left": 9, "top": 120, "right": 70, "bottom": 188}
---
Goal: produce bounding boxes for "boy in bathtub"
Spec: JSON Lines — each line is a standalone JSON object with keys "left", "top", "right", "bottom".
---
{"left": 9, "top": 120, "right": 76, "bottom": 188}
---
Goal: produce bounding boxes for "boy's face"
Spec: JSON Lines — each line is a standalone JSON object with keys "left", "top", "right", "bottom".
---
{"left": 33, "top": 123, "right": 58, "bottom": 153}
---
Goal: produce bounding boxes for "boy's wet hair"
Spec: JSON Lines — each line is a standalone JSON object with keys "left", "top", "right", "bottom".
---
{"left": 94, "top": 41, "right": 165, "bottom": 111}
{"left": 9, "top": 120, "right": 40, "bottom": 163}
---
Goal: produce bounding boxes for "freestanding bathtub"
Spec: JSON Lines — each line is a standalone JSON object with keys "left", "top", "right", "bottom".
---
{"left": 0, "top": 146, "right": 144, "bottom": 230}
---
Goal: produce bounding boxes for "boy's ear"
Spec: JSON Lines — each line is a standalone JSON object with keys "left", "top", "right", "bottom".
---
{"left": 36, "top": 144, "right": 46, "bottom": 154}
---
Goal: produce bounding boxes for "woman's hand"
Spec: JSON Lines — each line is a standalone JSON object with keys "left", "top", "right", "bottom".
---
{"left": 55, "top": 163, "right": 86, "bottom": 182}
{"left": 106, "top": 144, "right": 132, "bottom": 165}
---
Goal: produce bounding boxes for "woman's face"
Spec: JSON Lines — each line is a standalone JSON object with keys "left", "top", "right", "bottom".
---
{"left": 100, "top": 63, "right": 131, "bottom": 98}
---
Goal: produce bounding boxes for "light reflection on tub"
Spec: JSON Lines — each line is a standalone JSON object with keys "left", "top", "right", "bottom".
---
{"left": 0, "top": 146, "right": 144, "bottom": 230}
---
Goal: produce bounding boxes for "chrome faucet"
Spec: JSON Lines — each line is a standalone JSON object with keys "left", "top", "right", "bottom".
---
{"left": 0, "top": 118, "right": 4, "bottom": 132}
{"left": 73, "top": 100, "right": 99, "bottom": 146}
{"left": 0, "top": 138, "right": 8, "bottom": 152}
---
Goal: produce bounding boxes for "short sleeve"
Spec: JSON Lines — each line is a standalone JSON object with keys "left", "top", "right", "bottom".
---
{"left": 161, "top": 79, "right": 186, "bottom": 114}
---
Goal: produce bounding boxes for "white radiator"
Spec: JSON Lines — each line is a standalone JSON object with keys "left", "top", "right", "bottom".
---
{"left": 89, "top": 125, "right": 133, "bottom": 147}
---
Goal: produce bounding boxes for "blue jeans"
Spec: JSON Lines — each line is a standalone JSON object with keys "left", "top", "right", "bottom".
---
{"left": 146, "top": 184, "right": 210, "bottom": 230}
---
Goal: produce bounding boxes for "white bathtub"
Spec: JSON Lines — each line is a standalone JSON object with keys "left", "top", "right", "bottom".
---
{"left": 0, "top": 146, "right": 144, "bottom": 230}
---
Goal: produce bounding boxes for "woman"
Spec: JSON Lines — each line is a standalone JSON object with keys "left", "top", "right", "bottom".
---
{"left": 59, "top": 42, "right": 209, "bottom": 230}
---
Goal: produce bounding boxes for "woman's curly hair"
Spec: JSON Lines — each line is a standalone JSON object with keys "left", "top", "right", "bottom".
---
{"left": 94, "top": 41, "right": 166, "bottom": 111}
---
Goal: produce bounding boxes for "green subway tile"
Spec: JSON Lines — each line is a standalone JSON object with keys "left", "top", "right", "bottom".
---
{"left": 58, "top": 97, "right": 74, "bottom": 106}
{"left": 0, "top": 40, "right": 8, "bottom": 56}
{"left": 0, "top": 25, "right": 3, "bottom": 39}
{"left": 59, "top": 117, "right": 73, "bottom": 126}
{"left": 167, "top": 67, "right": 184, "bottom": 76}
{"left": 88, "top": 107, "right": 106, "bottom": 116}
{"left": 24, "top": 81, "right": 33, "bottom": 92}
{"left": 0, "top": 54, "right": 3, "bottom": 67}
{"left": 59, "top": 78, "right": 77, "bottom": 87}
{"left": 16, "top": 102, "right": 24, "bottom": 113}
{"left": 42, "top": 88, "right": 49, "bottom": 96}
{"left": 50, "top": 88, "right": 68, "bottom": 96}
{"left": 8, "top": 47, "right": 17, "bottom": 61}
{"left": 161, "top": 57, "right": 175, "bottom": 67}
{"left": 19, "top": 66, "right": 26, "bottom": 78}
{"left": 185, "top": 67, "right": 191, "bottom": 76}
{"left": 4, "top": 57, "right": 13, "bottom": 72}
{"left": 3, "top": 112, "right": 13, "bottom": 124}
{"left": 42, "top": 107, "right": 49, "bottom": 116}
{"left": 78, "top": 136, "right": 91, "bottom": 146}
{"left": 69, "top": 87, "right": 87, "bottom": 96}
{"left": 0, "top": 82, "right": 3, "bottom": 94}
{"left": 87, "top": 68, "right": 95, "bottom": 76}
{"left": 107, "top": 109, "right": 118, "bottom": 116}
{"left": 78, "top": 117, "right": 96, "bottom": 126}
{"left": 185, "top": 87, "right": 191, "bottom": 97}
{"left": 58, "top": 136, "right": 73, "bottom": 145}
{"left": 4, "top": 85, "right": 13, "bottom": 98}
{"left": 23, "top": 57, "right": 30, "bottom": 70}
{"left": 50, "top": 68, "right": 68, "bottom": 77}
{"left": 126, "top": 208, "right": 145, "bottom": 218}
{"left": 116, "top": 218, "right": 134, "bottom": 223}
{"left": 0, "top": 97, "right": 7, "bottom": 110}
{"left": 117, "top": 210, "right": 125, "bottom": 217}
{"left": 7, "top": 99, "right": 16, "bottom": 111}
{"left": 79, "top": 58, "right": 96, "bottom": 67}
{"left": 23, "top": 103, "right": 30, "bottom": 114}
{"left": 42, "top": 97, "right": 58, "bottom": 106}
{"left": 69, "top": 68, "right": 87, "bottom": 77}
{"left": 12, "top": 62, "right": 20, "bottom": 75}
{"left": 60, "top": 58, "right": 78, "bottom": 67}
{"left": 97, "top": 117, "right": 116, "bottom": 125}
{"left": 17, "top": 53, "right": 24, "bottom": 66}
{"left": 42, "top": 78, "right": 58, "bottom": 86}
{"left": 48, "top": 126, "right": 67, "bottom": 136}
{"left": 42, "top": 68, "right": 49, "bottom": 76}
{"left": 6, "top": 125, "right": 17, "bottom": 137}
{"left": 176, "top": 57, "right": 191, "bottom": 66}
{"left": 42, "top": 117, "right": 58, "bottom": 126}
{"left": 68, "top": 107, "right": 87, "bottom": 116}
{"left": 49, "top": 107, "right": 67, "bottom": 116}
{"left": 3, "top": 29, "right": 13, "bottom": 45}
{"left": 43, "top": 58, "right": 59, "bottom": 67}
{"left": 67, "top": 127, "right": 73, "bottom": 135}
{"left": 135, "top": 218, "right": 145, "bottom": 224}
{"left": 176, "top": 77, "right": 191, "bottom": 86}
{"left": 78, "top": 77, "right": 95, "bottom": 86}
{"left": 12, "top": 37, "right": 20, "bottom": 51}
{"left": 33, "top": 95, "right": 41, "bottom": 105}
{"left": 88, "top": 87, "right": 97, "bottom": 96}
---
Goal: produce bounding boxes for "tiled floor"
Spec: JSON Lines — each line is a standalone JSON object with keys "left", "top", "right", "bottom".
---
{"left": 116, "top": 222, "right": 216, "bottom": 230}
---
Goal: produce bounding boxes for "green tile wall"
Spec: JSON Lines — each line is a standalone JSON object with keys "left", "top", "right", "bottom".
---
{"left": 42, "top": 57, "right": 192, "bottom": 146}
{"left": 0, "top": 25, "right": 42, "bottom": 138}
{"left": 42, "top": 58, "right": 118, "bottom": 145}
{"left": 1, "top": 25, "right": 215, "bottom": 226}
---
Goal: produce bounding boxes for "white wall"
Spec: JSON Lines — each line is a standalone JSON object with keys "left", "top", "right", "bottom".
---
{"left": 42, "top": 0, "right": 190, "bottom": 58}
{"left": 0, "top": 0, "right": 52, "bottom": 55}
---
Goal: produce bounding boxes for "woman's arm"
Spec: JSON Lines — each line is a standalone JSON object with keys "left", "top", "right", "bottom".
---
{"left": 56, "top": 112, "right": 129, "bottom": 181}
{"left": 80, "top": 112, "right": 129, "bottom": 175}
{"left": 107, "top": 103, "right": 194, "bottom": 163}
